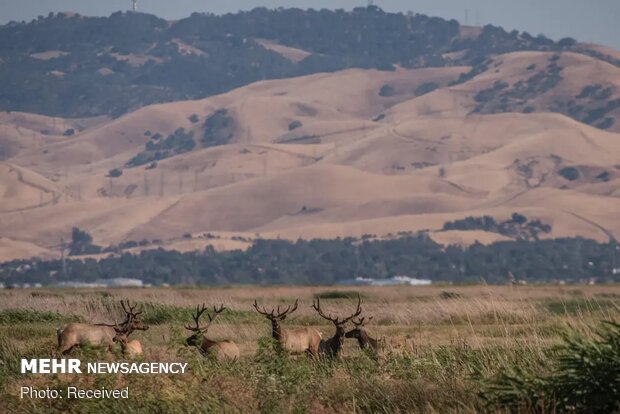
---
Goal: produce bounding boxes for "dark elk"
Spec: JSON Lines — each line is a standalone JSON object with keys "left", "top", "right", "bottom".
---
{"left": 185, "top": 304, "right": 240, "bottom": 361}
{"left": 56, "top": 300, "right": 148, "bottom": 355}
{"left": 253, "top": 299, "right": 322, "bottom": 358}
{"left": 312, "top": 295, "right": 362, "bottom": 359}
{"left": 345, "top": 316, "right": 380, "bottom": 353}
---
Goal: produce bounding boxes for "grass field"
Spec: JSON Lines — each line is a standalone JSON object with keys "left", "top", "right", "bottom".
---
{"left": 0, "top": 285, "right": 618, "bottom": 413}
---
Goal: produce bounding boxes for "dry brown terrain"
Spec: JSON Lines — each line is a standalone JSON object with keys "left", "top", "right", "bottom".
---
{"left": 1, "top": 48, "right": 620, "bottom": 261}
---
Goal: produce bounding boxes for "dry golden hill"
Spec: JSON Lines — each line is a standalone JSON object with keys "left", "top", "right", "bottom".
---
{"left": 2, "top": 49, "right": 620, "bottom": 259}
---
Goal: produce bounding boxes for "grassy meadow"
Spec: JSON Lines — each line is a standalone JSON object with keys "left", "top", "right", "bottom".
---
{"left": 0, "top": 285, "right": 619, "bottom": 413}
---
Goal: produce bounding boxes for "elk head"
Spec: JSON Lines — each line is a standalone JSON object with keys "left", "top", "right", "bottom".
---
{"left": 119, "top": 300, "right": 149, "bottom": 332}
{"left": 345, "top": 316, "right": 377, "bottom": 351}
{"left": 312, "top": 295, "right": 362, "bottom": 341}
{"left": 253, "top": 299, "right": 298, "bottom": 340}
{"left": 185, "top": 304, "right": 226, "bottom": 347}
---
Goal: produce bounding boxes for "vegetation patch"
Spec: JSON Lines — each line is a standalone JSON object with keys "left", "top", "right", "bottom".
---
{"left": 558, "top": 166, "right": 580, "bottom": 181}
{"left": 442, "top": 213, "right": 551, "bottom": 240}
{"left": 0, "top": 309, "right": 79, "bottom": 324}
{"left": 127, "top": 128, "right": 196, "bottom": 167}
{"left": 540, "top": 298, "right": 617, "bottom": 316}
{"left": 482, "top": 321, "right": 620, "bottom": 413}
{"left": 202, "top": 109, "right": 234, "bottom": 147}
{"left": 414, "top": 81, "right": 439, "bottom": 96}
{"left": 314, "top": 290, "right": 364, "bottom": 300}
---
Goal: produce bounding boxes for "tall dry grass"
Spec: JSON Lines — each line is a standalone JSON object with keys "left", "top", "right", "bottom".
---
{"left": 0, "top": 285, "right": 618, "bottom": 413}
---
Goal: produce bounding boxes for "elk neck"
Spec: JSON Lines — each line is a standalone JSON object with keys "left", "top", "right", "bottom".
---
{"left": 358, "top": 329, "right": 377, "bottom": 350}
{"left": 270, "top": 319, "right": 283, "bottom": 341}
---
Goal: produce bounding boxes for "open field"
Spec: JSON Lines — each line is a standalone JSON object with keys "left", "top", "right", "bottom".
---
{"left": 1, "top": 285, "right": 618, "bottom": 413}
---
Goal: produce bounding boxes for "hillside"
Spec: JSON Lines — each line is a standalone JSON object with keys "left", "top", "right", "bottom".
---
{"left": 1, "top": 42, "right": 620, "bottom": 263}
{"left": 2, "top": 6, "right": 619, "bottom": 122}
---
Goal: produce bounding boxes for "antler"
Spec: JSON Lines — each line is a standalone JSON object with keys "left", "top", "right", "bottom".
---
{"left": 352, "top": 316, "right": 373, "bottom": 328}
{"left": 185, "top": 304, "right": 226, "bottom": 331}
{"left": 253, "top": 299, "right": 298, "bottom": 319}
{"left": 313, "top": 295, "right": 362, "bottom": 325}
{"left": 121, "top": 300, "right": 143, "bottom": 319}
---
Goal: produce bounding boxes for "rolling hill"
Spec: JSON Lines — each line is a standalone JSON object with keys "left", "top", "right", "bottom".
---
{"left": 1, "top": 9, "right": 620, "bottom": 264}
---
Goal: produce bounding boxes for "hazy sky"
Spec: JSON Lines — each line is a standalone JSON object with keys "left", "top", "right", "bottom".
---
{"left": 1, "top": 1, "right": 618, "bottom": 50}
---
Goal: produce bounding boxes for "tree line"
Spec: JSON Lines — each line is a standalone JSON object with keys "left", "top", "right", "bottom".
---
{"left": 1, "top": 235, "right": 618, "bottom": 286}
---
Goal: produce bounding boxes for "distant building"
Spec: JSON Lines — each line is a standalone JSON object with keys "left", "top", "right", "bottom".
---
{"left": 337, "top": 276, "right": 432, "bottom": 286}
{"left": 55, "top": 278, "right": 144, "bottom": 288}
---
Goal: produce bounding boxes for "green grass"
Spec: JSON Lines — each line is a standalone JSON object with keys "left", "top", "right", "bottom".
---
{"left": 0, "top": 309, "right": 80, "bottom": 324}
{"left": 541, "top": 298, "right": 617, "bottom": 315}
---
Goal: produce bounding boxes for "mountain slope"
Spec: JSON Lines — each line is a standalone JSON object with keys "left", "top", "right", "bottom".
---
{"left": 1, "top": 46, "right": 620, "bottom": 260}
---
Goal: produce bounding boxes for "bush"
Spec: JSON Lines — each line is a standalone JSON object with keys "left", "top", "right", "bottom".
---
{"left": 107, "top": 168, "right": 123, "bottom": 177}
{"left": 288, "top": 120, "right": 302, "bottom": 131}
{"left": 558, "top": 166, "right": 580, "bottom": 181}
{"left": 63, "top": 128, "right": 75, "bottom": 136}
{"left": 188, "top": 114, "right": 199, "bottom": 123}
{"left": 482, "top": 321, "right": 620, "bottom": 413}
{"left": 414, "top": 81, "right": 439, "bottom": 96}
{"left": 379, "top": 84, "right": 396, "bottom": 97}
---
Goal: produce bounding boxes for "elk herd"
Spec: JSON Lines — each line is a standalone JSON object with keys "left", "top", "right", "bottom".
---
{"left": 56, "top": 296, "right": 381, "bottom": 361}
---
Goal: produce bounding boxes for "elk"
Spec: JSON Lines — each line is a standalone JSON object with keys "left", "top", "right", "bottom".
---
{"left": 345, "top": 316, "right": 380, "bottom": 353}
{"left": 253, "top": 299, "right": 322, "bottom": 358}
{"left": 56, "top": 300, "right": 148, "bottom": 355}
{"left": 185, "top": 304, "right": 239, "bottom": 361}
{"left": 312, "top": 295, "right": 362, "bottom": 359}
{"left": 102, "top": 304, "right": 148, "bottom": 358}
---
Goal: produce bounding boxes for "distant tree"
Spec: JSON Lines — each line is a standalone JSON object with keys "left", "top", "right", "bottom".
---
{"left": 63, "top": 128, "right": 75, "bottom": 136}
{"left": 557, "top": 37, "right": 577, "bottom": 49}
{"left": 379, "top": 84, "right": 396, "bottom": 97}
{"left": 71, "top": 227, "right": 92, "bottom": 245}
{"left": 511, "top": 213, "right": 527, "bottom": 225}
{"left": 558, "top": 167, "right": 580, "bottom": 181}
{"left": 107, "top": 168, "right": 123, "bottom": 177}
{"left": 288, "top": 120, "right": 303, "bottom": 131}
{"left": 188, "top": 114, "right": 199, "bottom": 123}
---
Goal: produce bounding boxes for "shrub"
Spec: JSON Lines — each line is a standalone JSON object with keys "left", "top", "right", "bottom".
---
{"left": 379, "top": 84, "right": 396, "bottom": 97}
{"left": 558, "top": 166, "right": 580, "bottom": 181}
{"left": 107, "top": 168, "right": 123, "bottom": 177}
{"left": 414, "top": 81, "right": 439, "bottom": 96}
{"left": 288, "top": 120, "right": 302, "bottom": 131}
{"left": 482, "top": 320, "right": 620, "bottom": 413}
{"left": 63, "top": 128, "right": 75, "bottom": 136}
{"left": 188, "top": 114, "right": 199, "bottom": 123}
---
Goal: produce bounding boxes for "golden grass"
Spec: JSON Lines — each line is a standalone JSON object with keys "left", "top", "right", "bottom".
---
{"left": 0, "top": 285, "right": 618, "bottom": 413}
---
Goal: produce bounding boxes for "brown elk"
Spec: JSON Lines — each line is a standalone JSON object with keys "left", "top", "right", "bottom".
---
{"left": 345, "top": 316, "right": 380, "bottom": 353}
{"left": 101, "top": 303, "right": 148, "bottom": 358}
{"left": 253, "top": 299, "right": 322, "bottom": 358}
{"left": 312, "top": 295, "right": 362, "bottom": 358}
{"left": 56, "top": 300, "right": 148, "bottom": 355}
{"left": 185, "top": 304, "right": 240, "bottom": 361}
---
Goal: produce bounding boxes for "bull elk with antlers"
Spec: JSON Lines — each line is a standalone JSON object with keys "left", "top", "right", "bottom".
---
{"left": 253, "top": 299, "right": 322, "bottom": 358}
{"left": 312, "top": 295, "right": 362, "bottom": 358}
{"left": 345, "top": 316, "right": 380, "bottom": 353}
{"left": 185, "top": 304, "right": 239, "bottom": 361}
{"left": 56, "top": 300, "right": 148, "bottom": 355}
{"left": 100, "top": 303, "right": 148, "bottom": 358}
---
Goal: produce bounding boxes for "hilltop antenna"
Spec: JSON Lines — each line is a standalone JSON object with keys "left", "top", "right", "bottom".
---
{"left": 131, "top": 0, "right": 137, "bottom": 12}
